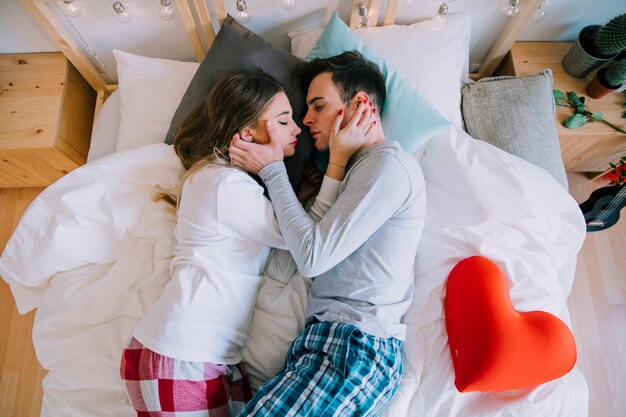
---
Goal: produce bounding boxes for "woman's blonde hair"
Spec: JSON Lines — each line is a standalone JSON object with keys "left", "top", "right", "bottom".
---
{"left": 156, "top": 70, "right": 286, "bottom": 209}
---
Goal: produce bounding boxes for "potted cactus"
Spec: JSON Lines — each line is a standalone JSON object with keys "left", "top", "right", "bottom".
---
{"left": 586, "top": 58, "right": 626, "bottom": 98}
{"left": 562, "top": 13, "right": 626, "bottom": 78}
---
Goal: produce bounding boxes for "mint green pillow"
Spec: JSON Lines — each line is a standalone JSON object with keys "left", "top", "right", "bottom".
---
{"left": 306, "top": 12, "right": 450, "bottom": 154}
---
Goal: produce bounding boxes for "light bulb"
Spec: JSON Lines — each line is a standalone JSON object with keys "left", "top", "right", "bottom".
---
{"left": 62, "top": 0, "right": 82, "bottom": 17}
{"left": 502, "top": 0, "right": 520, "bottom": 18}
{"left": 433, "top": 2, "right": 448, "bottom": 25}
{"left": 113, "top": 1, "right": 131, "bottom": 23}
{"left": 159, "top": 0, "right": 175, "bottom": 21}
{"left": 358, "top": 2, "right": 369, "bottom": 28}
{"left": 235, "top": 0, "right": 251, "bottom": 23}
{"left": 532, "top": 0, "right": 546, "bottom": 21}
{"left": 280, "top": 0, "right": 297, "bottom": 11}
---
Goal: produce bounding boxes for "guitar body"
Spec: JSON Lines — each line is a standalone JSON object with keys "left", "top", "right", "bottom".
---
{"left": 579, "top": 184, "right": 626, "bottom": 232}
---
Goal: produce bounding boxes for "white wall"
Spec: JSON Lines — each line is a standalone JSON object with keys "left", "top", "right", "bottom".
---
{"left": 518, "top": 0, "right": 626, "bottom": 42}
{"left": 1, "top": 0, "right": 624, "bottom": 82}
{"left": 0, "top": 0, "right": 57, "bottom": 52}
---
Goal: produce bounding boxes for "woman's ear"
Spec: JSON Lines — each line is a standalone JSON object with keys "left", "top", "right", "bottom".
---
{"left": 240, "top": 127, "right": 254, "bottom": 143}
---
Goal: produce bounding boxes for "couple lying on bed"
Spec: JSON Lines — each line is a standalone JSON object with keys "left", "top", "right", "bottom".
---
{"left": 119, "top": 51, "right": 426, "bottom": 417}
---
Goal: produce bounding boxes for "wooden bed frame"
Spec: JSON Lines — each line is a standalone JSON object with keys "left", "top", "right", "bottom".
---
{"left": 21, "top": 0, "right": 543, "bottom": 113}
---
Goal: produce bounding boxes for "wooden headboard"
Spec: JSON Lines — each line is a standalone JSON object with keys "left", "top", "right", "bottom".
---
{"left": 21, "top": 0, "right": 543, "bottom": 108}
{"left": 345, "top": 0, "right": 543, "bottom": 80}
{"left": 20, "top": 0, "right": 222, "bottom": 112}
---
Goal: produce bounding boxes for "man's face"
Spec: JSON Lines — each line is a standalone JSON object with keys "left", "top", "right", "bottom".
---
{"left": 303, "top": 72, "right": 352, "bottom": 152}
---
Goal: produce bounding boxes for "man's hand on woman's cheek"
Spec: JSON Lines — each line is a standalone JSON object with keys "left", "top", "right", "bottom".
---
{"left": 229, "top": 121, "right": 284, "bottom": 175}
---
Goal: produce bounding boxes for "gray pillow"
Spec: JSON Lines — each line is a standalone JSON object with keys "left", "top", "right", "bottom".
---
{"left": 165, "top": 15, "right": 314, "bottom": 192}
{"left": 461, "top": 70, "right": 568, "bottom": 189}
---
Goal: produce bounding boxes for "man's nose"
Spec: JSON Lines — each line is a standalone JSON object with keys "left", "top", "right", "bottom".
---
{"left": 303, "top": 109, "right": 313, "bottom": 126}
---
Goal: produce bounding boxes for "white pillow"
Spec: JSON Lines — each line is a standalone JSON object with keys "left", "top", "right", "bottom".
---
{"left": 88, "top": 89, "right": 121, "bottom": 162}
{"left": 288, "top": 13, "right": 471, "bottom": 128}
{"left": 113, "top": 50, "right": 199, "bottom": 152}
{"left": 289, "top": 27, "right": 324, "bottom": 60}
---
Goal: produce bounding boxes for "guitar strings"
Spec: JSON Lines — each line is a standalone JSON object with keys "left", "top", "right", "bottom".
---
{"left": 594, "top": 193, "right": 625, "bottom": 223}
{"left": 593, "top": 186, "right": 626, "bottom": 224}
{"left": 595, "top": 187, "right": 626, "bottom": 222}
{"left": 590, "top": 187, "right": 624, "bottom": 224}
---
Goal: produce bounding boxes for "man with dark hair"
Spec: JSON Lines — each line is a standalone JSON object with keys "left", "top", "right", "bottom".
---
{"left": 297, "top": 50, "right": 387, "bottom": 113}
{"left": 229, "top": 51, "right": 426, "bottom": 417}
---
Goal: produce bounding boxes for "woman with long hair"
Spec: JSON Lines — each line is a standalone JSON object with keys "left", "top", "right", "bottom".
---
{"left": 119, "top": 69, "right": 373, "bottom": 416}
{"left": 119, "top": 70, "right": 303, "bottom": 416}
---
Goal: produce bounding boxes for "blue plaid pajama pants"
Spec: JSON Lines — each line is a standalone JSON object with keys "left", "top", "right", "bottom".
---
{"left": 238, "top": 320, "right": 403, "bottom": 417}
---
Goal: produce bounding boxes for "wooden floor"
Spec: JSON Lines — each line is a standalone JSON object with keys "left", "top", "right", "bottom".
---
{"left": 566, "top": 172, "right": 626, "bottom": 417}
{"left": 0, "top": 173, "right": 625, "bottom": 416}
{"left": 0, "top": 186, "right": 46, "bottom": 417}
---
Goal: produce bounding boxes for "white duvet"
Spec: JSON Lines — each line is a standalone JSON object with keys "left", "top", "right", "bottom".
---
{"left": 0, "top": 125, "right": 588, "bottom": 417}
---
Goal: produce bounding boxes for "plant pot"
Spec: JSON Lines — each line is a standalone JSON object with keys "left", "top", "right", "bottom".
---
{"left": 586, "top": 67, "right": 621, "bottom": 99}
{"left": 562, "top": 25, "right": 618, "bottom": 78}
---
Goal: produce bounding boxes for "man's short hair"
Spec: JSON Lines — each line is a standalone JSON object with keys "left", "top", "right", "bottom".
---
{"left": 297, "top": 51, "right": 386, "bottom": 109}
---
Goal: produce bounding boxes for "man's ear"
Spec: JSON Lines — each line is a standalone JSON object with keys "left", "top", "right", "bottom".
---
{"left": 240, "top": 127, "right": 254, "bottom": 142}
{"left": 351, "top": 92, "right": 371, "bottom": 110}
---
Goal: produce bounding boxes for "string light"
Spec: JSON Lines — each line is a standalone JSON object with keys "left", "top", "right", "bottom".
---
{"left": 61, "top": 0, "right": 82, "bottom": 17}
{"left": 112, "top": 1, "right": 131, "bottom": 23}
{"left": 159, "top": 0, "right": 175, "bottom": 21}
{"left": 280, "top": 0, "right": 297, "bottom": 11}
{"left": 502, "top": 0, "right": 520, "bottom": 18}
{"left": 532, "top": 0, "right": 546, "bottom": 21}
{"left": 357, "top": 2, "right": 370, "bottom": 28}
{"left": 235, "top": 0, "right": 251, "bottom": 23}
{"left": 433, "top": 1, "right": 448, "bottom": 25}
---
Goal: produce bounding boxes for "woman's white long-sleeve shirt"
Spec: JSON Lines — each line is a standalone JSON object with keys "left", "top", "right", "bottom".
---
{"left": 133, "top": 164, "right": 338, "bottom": 364}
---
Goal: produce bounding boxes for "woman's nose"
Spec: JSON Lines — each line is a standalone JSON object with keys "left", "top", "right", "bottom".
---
{"left": 293, "top": 120, "right": 302, "bottom": 135}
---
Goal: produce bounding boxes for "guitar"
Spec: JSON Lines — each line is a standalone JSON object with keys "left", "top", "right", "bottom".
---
{"left": 579, "top": 184, "right": 626, "bottom": 232}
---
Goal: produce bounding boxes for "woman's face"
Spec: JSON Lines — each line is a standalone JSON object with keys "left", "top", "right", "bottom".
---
{"left": 251, "top": 92, "right": 301, "bottom": 157}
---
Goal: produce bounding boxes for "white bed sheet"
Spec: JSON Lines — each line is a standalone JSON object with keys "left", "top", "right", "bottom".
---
{"left": 0, "top": 121, "right": 588, "bottom": 417}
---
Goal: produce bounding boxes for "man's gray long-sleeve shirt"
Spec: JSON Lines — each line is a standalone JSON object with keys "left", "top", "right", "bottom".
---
{"left": 259, "top": 141, "right": 426, "bottom": 340}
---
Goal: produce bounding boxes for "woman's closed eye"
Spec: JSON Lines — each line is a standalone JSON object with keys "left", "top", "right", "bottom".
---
{"left": 278, "top": 120, "right": 288, "bottom": 126}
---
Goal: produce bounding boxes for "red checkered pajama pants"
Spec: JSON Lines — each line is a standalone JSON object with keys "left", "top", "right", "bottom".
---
{"left": 120, "top": 338, "right": 253, "bottom": 417}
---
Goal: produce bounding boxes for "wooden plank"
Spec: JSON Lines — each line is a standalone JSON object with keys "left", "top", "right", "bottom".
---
{"left": 566, "top": 171, "right": 626, "bottom": 417}
{"left": 476, "top": 0, "right": 543, "bottom": 79}
{"left": 55, "top": 62, "right": 96, "bottom": 164}
{"left": 20, "top": 0, "right": 109, "bottom": 92}
{"left": 94, "top": 89, "right": 106, "bottom": 119}
{"left": 0, "top": 54, "right": 95, "bottom": 187}
{"left": 211, "top": 0, "right": 227, "bottom": 27}
{"left": 382, "top": 0, "right": 399, "bottom": 26}
{"left": 174, "top": 0, "right": 205, "bottom": 61}
{"left": 0, "top": 148, "right": 79, "bottom": 188}
{"left": 509, "top": 42, "right": 626, "bottom": 173}
{"left": 0, "top": 187, "right": 46, "bottom": 417}
{"left": 193, "top": 0, "right": 215, "bottom": 50}
{"left": 0, "top": 54, "right": 65, "bottom": 151}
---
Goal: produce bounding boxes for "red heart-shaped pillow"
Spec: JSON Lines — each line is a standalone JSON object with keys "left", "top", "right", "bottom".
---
{"left": 444, "top": 256, "right": 577, "bottom": 392}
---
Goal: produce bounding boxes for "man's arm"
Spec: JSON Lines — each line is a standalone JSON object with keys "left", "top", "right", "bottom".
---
{"left": 229, "top": 103, "right": 382, "bottom": 277}
{"left": 262, "top": 173, "right": 340, "bottom": 283}
{"left": 258, "top": 154, "right": 413, "bottom": 277}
